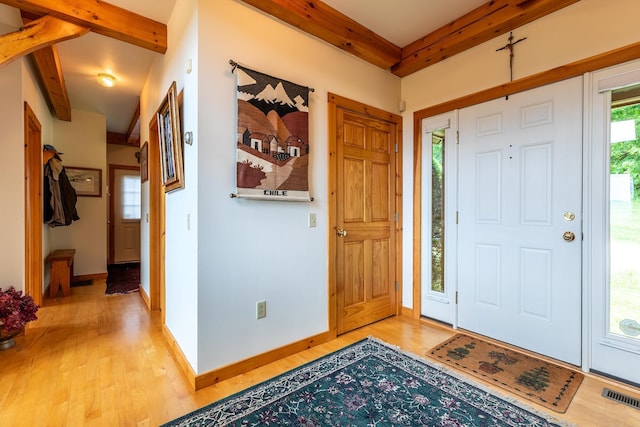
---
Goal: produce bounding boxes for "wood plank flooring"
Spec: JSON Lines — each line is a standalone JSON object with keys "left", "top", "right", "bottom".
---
{"left": 1, "top": 281, "right": 639, "bottom": 426}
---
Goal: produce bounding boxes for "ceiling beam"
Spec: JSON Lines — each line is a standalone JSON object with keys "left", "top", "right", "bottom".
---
{"left": 107, "top": 131, "right": 138, "bottom": 147}
{"left": 126, "top": 102, "right": 141, "bottom": 145}
{"left": 391, "top": 0, "right": 581, "bottom": 77}
{"left": 21, "top": 11, "right": 71, "bottom": 121}
{"left": 0, "top": 0, "right": 167, "bottom": 54}
{"left": 239, "top": 0, "right": 401, "bottom": 69}
{"left": 0, "top": 15, "right": 88, "bottom": 67}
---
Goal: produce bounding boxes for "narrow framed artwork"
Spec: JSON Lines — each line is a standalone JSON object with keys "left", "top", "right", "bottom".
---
{"left": 140, "top": 141, "right": 149, "bottom": 183}
{"left": 157, "top": 81, "right": 184, "bottom": 192}
{"left": 65, "top": 166, "right": 102, "bottom": 197}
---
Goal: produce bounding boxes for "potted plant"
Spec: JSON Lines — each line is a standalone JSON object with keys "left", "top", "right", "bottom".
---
{"left": 0, "top": 286, "right": 39, "bottom": 350}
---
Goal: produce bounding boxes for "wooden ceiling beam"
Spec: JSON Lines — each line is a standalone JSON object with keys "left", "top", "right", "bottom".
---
{"left": 126, "top": 102, "right": 141, "bottom": 145}
{"left": 392, "top": 0, "right": 581, "bottom": 77}
{"left": 107, "top": 131, "right": 138, "bottom": 147}
{"left": 0, "top": 15, "right": 88, "bottom": 67}
{"left": 239, "top": 0, "right": 401, "bottom": 69}
{"left": 0, "top": 0, "right": 167, "bottom": 54}
{"left": 21, "top": 11, "right": 72, "bottom": 121}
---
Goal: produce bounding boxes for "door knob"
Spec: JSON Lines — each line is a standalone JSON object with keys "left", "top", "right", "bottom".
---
{"left": 563, "top": 231, "right": 575, "bottom": 242}
{"left": 337, "top": 229, "right": 347, "bottom": 237}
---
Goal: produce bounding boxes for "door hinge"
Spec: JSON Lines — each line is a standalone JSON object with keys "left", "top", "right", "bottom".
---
{"left": 395, "top": 143, "right": 398, "bottom": 153}
{"left": 395, "top": 212, "right": 398, "bottom": 222}
{"left": 395, "top": 282, "right": 398, "bottom": 291}
{"left": 456, "top": 130, "right": 460, "bottom": 144}
{"left": 455, "top": 291, "right": 458, "bottom": 304}
{"left": 456, "top": 211, "right": 459, "bottom": 224}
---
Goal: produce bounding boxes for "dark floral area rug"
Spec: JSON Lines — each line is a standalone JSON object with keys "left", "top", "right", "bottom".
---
{"left": 162, "top": 337, "right": 570, "bottom": 427}
{"left": 105, "top": 263, "right": 140, "bottom": 295}
{"left": 430, "top": 334, "right": 584, "bottom": 413}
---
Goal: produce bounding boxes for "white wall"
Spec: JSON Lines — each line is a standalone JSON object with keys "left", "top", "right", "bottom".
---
{"left": 0, "top": 52, "right": 55, "bottom": 293}
{"left": 400, "top": 0, "right": 640, "bottom": 308}
{"left": 0, "top": 60, "right": 25, "bottom": 290}
{"left": 107, "top": 144, "right": 140, "bottom": 167}
{"left": 139, "top": 0, "right": 199, "bottom": 366}
{"left": 50, "top": 110, "right": 107, "bottom": 276}
{"left": 194, "top": 0, "right": 400, "bottom": 373}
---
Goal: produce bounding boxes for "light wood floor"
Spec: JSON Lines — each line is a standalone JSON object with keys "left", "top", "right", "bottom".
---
{"left": 1, "top": 282, "right": 639, "bottom": 426}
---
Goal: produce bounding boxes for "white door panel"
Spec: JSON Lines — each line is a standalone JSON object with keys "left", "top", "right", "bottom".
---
{"left": 458, "top": 77, "right": 583, "bottom": 365}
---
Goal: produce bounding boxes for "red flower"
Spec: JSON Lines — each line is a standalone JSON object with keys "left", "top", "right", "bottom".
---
{"left": 0, "top": 287, "right": 39, "bottom": 335}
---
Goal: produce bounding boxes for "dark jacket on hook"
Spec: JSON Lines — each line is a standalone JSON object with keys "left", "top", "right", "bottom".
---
{"left": 44, "top": 157, "right": 79, "bottom": 227}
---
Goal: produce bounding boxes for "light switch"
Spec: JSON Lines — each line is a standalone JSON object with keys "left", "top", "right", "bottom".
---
{"left": 308, "top": 213, "right": 317, "bottom": 228}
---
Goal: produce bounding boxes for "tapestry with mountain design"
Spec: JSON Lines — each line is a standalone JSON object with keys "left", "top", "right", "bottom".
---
{"left": 235, "top": 65, "right": 311, "bottom": 201}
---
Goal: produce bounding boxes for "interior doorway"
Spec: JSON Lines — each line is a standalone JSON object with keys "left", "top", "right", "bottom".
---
{"left": 108, "top": 165, "right": 141, "bottom": 264}
{"left": 24, "top": 102, "right": 43, "bottom": 306}
{"left": 328, "top": 93, "right": 402, "bottom": 335}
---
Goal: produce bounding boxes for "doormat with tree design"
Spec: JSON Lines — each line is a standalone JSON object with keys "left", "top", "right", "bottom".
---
{"left": 429, "top": 334, "right": 583, "bottom": 413}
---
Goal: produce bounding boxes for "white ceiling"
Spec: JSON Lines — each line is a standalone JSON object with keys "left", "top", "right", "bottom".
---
{"left": 0, "top": 0, "right": 485, "bottom": 134}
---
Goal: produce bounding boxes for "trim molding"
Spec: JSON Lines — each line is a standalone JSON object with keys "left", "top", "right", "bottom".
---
{"left": 139, "top": 285, "right": 150, "bottom": 311}
{"left": 162, "top": 324, "right": 197, "bottom": 390}
{"left": 194, "top": 331, "right": 333, "bottom": 390}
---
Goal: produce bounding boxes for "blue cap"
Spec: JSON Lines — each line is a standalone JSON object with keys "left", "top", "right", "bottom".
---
{"left": 43, "top": 144, "right": 63, "bottom": 154}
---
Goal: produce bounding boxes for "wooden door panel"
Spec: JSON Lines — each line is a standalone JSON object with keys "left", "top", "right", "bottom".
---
{"left": 371, "top": 162, "right": 390, "bottom": 221}
{"left": 334, "top": 102, "right": 399, "bottom": 335}
{"left": 344, "top": 241, "right": 365, "bottom": 307}
{"left": 343, "top": 158, "right": 365, "bottom": 222}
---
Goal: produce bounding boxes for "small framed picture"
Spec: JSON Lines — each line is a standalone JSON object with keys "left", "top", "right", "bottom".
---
{"left": 140, "top": 141, "right": 149, "bottom": 183}
{"left": 65, "top": 166, "right": 102, "bottom": 197}
{"left": 157, "top": 81, "right": 184, "bottom": 192}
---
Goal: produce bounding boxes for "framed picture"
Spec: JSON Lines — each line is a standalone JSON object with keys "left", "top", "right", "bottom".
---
{"left": 65, "top": 166, "right": 102, "bottom": 197}
{"left": 157, "top": 81, "right": 184, "bottom": 192}
{"left": 140, "top": 141, "right": 149, "bottom": 183}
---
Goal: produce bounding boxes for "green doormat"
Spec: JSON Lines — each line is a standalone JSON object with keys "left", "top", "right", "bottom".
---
{"left": 430, "top": 334, "right": 584, "bottom": 413}
{"left": 163, "top": 337, "right": 569, "bottom": 426}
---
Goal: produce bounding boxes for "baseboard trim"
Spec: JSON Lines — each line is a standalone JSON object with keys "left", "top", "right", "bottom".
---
{"left": 162, "top": 324, "right": 197, "bottom": 390}
{"left": 193, "top": 330, "right": 334, "bottom": 390}
{"left": 401, "top": 306, "right": 414, "bottom": 317}
{"left": 73, "top": 272, "right": 108, "bottom": 283}
{"left": 138, "top": 285, "right": 150, "bottom": 310}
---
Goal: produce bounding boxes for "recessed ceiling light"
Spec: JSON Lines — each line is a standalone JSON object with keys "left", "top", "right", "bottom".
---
{"left": 97, "top": 72, "right": 117, "bottom": 88}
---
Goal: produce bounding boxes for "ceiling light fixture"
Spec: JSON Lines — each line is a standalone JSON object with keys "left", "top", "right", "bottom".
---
{"left": 97, "top": 72, "right": 117, "bottom": 88}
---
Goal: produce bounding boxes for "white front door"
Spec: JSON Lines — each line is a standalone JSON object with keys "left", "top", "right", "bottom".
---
{"left": 458, "top": 77, "right": 583, "bottom": 365}
{"left": 113, "top": 168, "right": 141, "bottom": 263}
{"left": 587, "top": 61, "right": 640, "bottom": 384}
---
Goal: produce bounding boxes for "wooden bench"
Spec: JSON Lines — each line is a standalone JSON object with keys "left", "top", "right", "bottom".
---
{"left": 46, "top": 249, "right": 75, "bottom": 298}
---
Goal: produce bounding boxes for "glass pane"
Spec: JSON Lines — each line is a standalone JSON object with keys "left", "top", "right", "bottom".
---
{"left": 431, "top": 131, "right": 445, "bottom": 293}
{"left": 121, "top": 175, "right": 141, "bottom": 220}
{"left": 609, "top": 93, "right": 640, "bottom": 340}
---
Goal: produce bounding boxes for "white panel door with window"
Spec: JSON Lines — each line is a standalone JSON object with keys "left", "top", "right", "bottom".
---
{"left": 113, "top": 169, "right": 141, "bottom": 263}
{"left": 457, "top": 77, "right": 583, "bottom": 365}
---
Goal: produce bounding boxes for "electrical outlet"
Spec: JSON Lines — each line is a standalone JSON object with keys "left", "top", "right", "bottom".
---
{"left": 308, "top": 213, "right": 317, "bottom": 228}
{"left": 256, "top": 300, "right": 267, "bottom": 319}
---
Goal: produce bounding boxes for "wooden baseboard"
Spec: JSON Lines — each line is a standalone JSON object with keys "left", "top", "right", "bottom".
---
{"left": 401, "top": 306, "right": 414, "bottom": 317}
{"left": 161, "top": 324, "right": 197, "bottom": 389}
{"left": 138, "top": 285, "right": 150, "bottom": 310}
{"left": 72, "top": 272, "right": 108, "bottom": 283}
{"left": 160, "top": 328, "right": 335, "bottom": 391}
{"left": 194, "top": 330, "right": 333, "bottom": 390}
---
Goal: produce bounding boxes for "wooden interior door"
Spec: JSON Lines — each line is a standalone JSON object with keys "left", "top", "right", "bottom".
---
{"left": 24, "top": 102, "right": 42, "bottom": 307}
{"left": 329, "top": 94, "right": 401, "bottom": 335}
{"left": 109, "top": 165, "right": 141, "bottom": 264}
